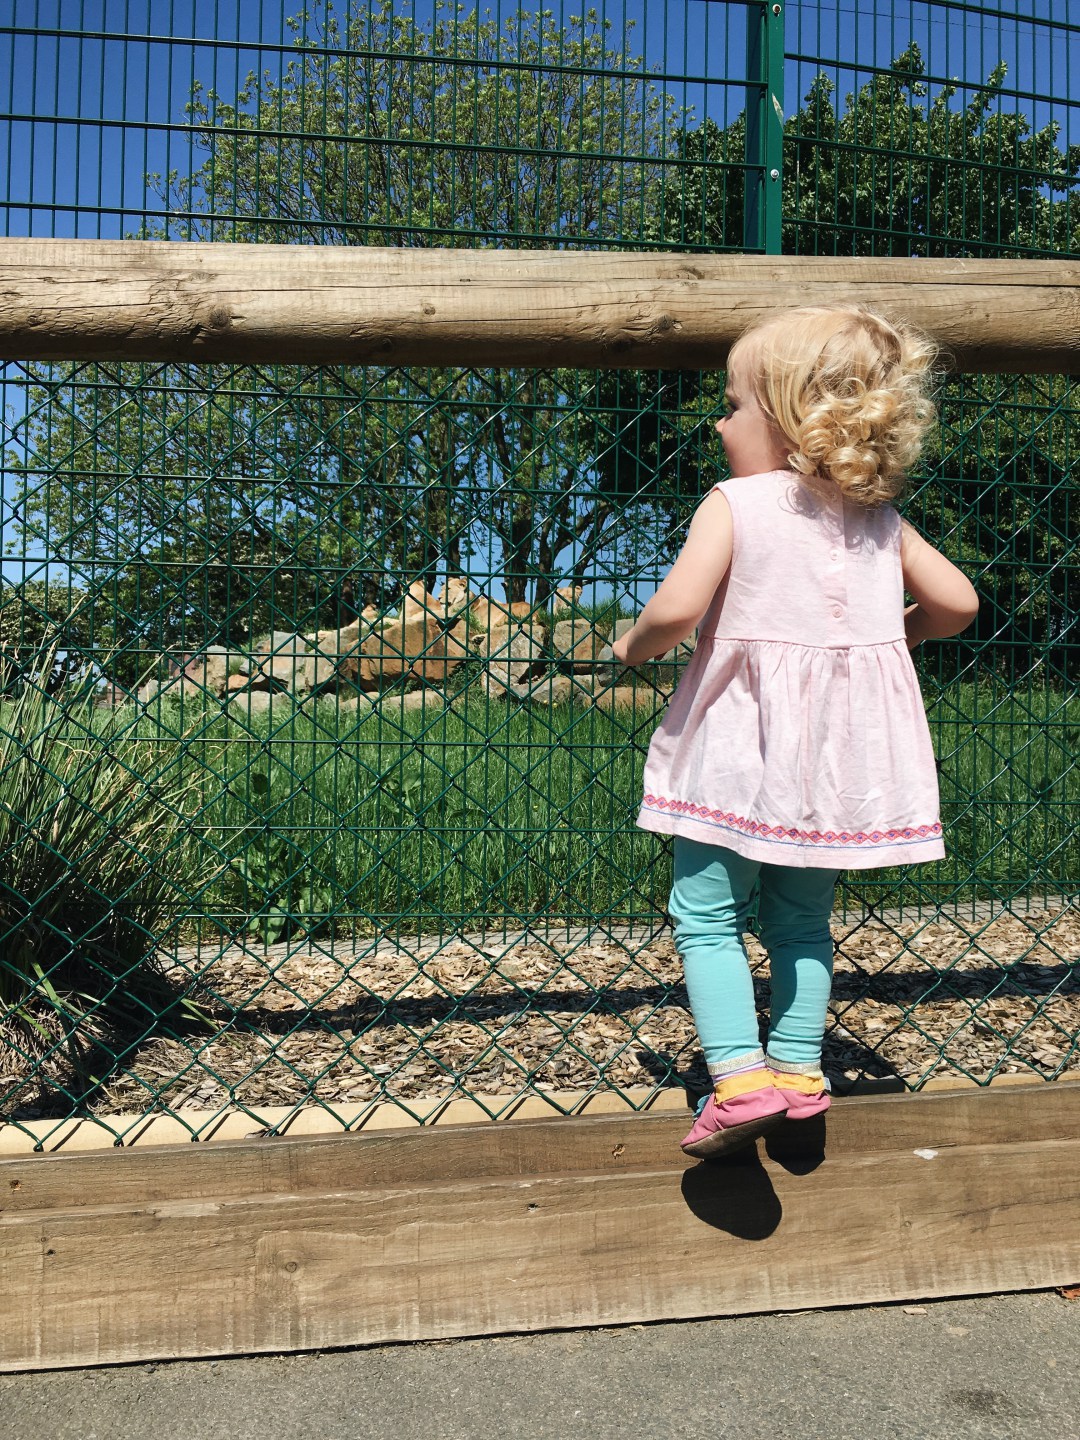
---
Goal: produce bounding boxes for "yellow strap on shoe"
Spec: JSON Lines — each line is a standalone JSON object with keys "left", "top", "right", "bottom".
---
{"left": 769, "top": 1070, "right": 825, "bottom": 1097}
{"left": 712, "top": 1070, "right": 775, "bottom": 1104}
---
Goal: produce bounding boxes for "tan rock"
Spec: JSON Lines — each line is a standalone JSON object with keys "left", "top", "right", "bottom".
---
{"left": 573, "top": 669, "right": 627, "bottom": 696}
{"left": 307, "top": 618, "right": 374, "bottom": 686}
{"left": 484, "top": 623, "right": 547, "bottom": 695}
{"left": 586, "top": 685, "right": 640, "bottom": 710}
{"left": 410, "top": 628, "right": 469, "bottom": 683}
{"left": 396, "top": 689, "right": 446, "bottom": 712}
{"left": 180, "top": 645, "right": 232, "bottom": 695}
{"left": 226, "top": 672, "right": 272, "bottom": 693}
{"left": 337, "top": 652, "right": 362, "bottom": 684}
{"left": 250, "top": 631, "right": 310, "bottom": 686}
{"left": 484, "top": 671, "right": 572, "bottom": 705}
{"left": 530, "top": 674, "right": 573, "bottom": 704}
{"left": 358, "top": 615, "right": 468, "bottom": 688}
{"left": 227, "top": 689, "right": 275, "bottom": 717}
{"left": 552, "top": 620, "right": 612, "bottom": 669}
{"left": 448, "top": 616, "right": 472, "bottom": 649}
{"left": 295, "top": 654, "right": 341, "bottom": 693}
{"left": 358, "top": 614, "right": 425, "bottom": 686}
{"left": 336, "top": 693, "right": 375, "bottom": 715}
{"left": 333, "top": 619, "right": 364, "bottom": 651}
{"left": 139, "top": 676, "right": 219, "bottom": 705}
{"left": 468, "top": 619, "right": 538, "bottom": 662}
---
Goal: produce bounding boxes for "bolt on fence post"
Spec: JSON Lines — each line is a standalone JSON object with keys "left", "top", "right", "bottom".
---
{"left": 743, "top": 0, "right": 785, "bottom": 254}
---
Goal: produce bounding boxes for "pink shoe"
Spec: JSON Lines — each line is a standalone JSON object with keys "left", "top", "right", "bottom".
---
{"left": 680, "top": 1071, "right": 789, "bottom": 1159}
{"left": 768, "top": 1068, "right": 831, "bottom": 1121}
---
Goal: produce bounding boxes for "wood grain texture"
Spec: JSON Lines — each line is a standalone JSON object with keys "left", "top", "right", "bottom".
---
{"left": 1, "top": 1139, "right": 1077, "bottom": 1371}
{"left": 1, "top": 1086, "right": 1078, "bottom": 1371}
{"left": 1, "top": 1083, "right": 1078, "bottom": 1214}
{"left": 1, "top": 240, "right": 1078, "bottom": 371}
{"left": 0, "top": 1067, "right": 1065, "bottom": 1157}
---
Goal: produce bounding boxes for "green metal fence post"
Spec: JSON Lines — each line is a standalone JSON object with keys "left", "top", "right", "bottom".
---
{"left": 743, "top": 0, "right": 785, "bottom": 254}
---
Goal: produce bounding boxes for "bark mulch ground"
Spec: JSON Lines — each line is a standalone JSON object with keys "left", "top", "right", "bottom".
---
{"left": 109, "top": 905, "right": 1080, "bottom": 1116}
{"left": 3, "top": 906, "right": 1077, "bottom": 1122}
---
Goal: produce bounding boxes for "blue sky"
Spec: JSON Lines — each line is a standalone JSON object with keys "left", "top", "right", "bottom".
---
{"left": 1, "top": 1, "right": 1075, "bottom": 240}
{"left": 1, "top": 0, "right": 1077, "bottom": 604}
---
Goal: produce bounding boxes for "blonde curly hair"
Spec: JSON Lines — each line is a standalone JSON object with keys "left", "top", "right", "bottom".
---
{"left": 728, "top": 304, "right": 942, "bottom": 507}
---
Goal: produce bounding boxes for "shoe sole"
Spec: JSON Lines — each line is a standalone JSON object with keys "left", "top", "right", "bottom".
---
{"left": 680, "top": 1109, "right": 787, "bottom": 1160}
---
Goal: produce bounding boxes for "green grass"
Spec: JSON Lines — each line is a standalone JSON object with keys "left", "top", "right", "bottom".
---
{"left": 4, "top": 677, "right": 1073, "bottom": 1121}
{"left": 121, "top": 679, "right": 1080, "bottom": 943}
{"left": 170, "top": 689, "right": 668, "bottom": 941}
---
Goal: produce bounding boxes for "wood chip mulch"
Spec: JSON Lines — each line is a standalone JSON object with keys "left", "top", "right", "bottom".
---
{"left": 3, "top": 907, "right": 1077, "bottom": 1122}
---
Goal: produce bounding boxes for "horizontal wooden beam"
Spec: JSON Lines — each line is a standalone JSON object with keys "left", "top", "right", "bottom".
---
{"left": 0, "top": 1069, "right": 1068, "bottom": 1155}
{"left": 1, "top": 240, "right": 1077, "bottom": 371}
{"left": 1, "top": 1084, "right": 1078, "bottom": 1370}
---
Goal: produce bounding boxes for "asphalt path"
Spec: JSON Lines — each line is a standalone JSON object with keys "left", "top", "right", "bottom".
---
{"left": 3, "top": 1290, "right": 1078, "bottom": 1440}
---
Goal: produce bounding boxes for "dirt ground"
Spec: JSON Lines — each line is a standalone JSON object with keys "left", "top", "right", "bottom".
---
{"left": 97, "top": 905, "right": 1080, "bottom": 1117}
{"left": 3, "top": 905, "right": 1077, "bottom": 1123}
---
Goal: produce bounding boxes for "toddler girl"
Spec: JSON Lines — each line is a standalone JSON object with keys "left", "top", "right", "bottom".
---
{"left": 611, "top": 304, "right": 979, "bottom": 1159}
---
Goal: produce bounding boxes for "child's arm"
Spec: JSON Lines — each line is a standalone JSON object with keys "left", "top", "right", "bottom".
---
{"left": 900, "top": 519, "right": 979, "bottom": 649}
{"left": 611, "top": 489, "right": 733, "bottom": 667}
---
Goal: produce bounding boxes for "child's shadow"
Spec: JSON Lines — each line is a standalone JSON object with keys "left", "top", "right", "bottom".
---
{"left": 680, "top": 1148, "right": 781, "bottom": 1239}
{"left": 766, "top": 1115, "right": 827, "bottom": 1174}
{"left": 680, "top": 1117, "right": 827, "bottom": 1240}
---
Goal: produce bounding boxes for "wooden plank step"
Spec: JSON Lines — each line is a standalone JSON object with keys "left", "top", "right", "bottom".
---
{"left": 2, "top": 1083, "right": 1078, "bottom": 1212}
{"left": 1, "top": 1086, "right": 1078, "bottom": 1371}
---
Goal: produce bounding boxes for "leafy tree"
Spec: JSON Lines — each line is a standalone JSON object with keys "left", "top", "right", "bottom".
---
{"left": 615, "top": 43, "right": 1079, "bottom": 677}
{"left": 782, "top": 46, "right": 1080, "bottom": 258}
{"left": 165, "top": 0, "right": 677, "bottom": 605}
{"left": 7, "top": 361, "right": 404, "bottom": 683}
{"left": 657, "top": 43, "right": 1080, "bottom": 257}
{"left": 9, "top": 2, "right": 676, "bottom": 654}
{"left": 9, "top": 28, "right": 1076, "bottom": 671}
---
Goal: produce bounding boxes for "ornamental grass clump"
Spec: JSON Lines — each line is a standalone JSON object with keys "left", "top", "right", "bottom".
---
{"left": 0, "top": 663, "right": 214, "bottom": 1111}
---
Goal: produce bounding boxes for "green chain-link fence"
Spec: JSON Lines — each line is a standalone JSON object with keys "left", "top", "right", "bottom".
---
{"left": 1, "top": 0, "right": 1077, "bottom": 1146}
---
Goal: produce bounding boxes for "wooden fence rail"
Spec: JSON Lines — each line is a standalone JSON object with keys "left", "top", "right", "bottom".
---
{"left": 1, "top": 241, "right": 1078, "bottom": 371}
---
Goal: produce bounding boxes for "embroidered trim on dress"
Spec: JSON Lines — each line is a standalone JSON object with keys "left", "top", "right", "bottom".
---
{"left": 641, "top": 794, "right": 942, "bottom": 848}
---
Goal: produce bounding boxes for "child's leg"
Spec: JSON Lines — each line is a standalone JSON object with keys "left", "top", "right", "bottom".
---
{"left": 669, "top": 836, "right": 763, "bottom": 1078}
{"left": 670, "top": 837, "right": 790, "bottom": 1157}
{"left": 756, "top": 862, "right": 838, "bottom": 1062}
{"left": 756, "top": 863, "right": 838, "bottom": 1116}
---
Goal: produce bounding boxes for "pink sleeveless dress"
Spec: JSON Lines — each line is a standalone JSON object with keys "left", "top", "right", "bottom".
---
{"left": 636, "top": 469, "right": 944, "bottom": 869}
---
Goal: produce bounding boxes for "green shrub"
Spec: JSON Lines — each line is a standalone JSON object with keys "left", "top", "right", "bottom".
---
{"left": 0, "top": 667, "right": 216, "bottom": 1083}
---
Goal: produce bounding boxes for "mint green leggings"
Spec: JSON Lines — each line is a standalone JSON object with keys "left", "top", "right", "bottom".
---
{"left": 669, "top": 837, "right": 838, "bottom": 1072}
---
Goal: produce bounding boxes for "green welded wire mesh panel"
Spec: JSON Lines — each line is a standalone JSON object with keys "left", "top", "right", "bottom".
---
{"left": 0, "top": 0, "right": 1076, "bottom": 1146}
